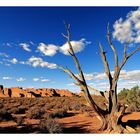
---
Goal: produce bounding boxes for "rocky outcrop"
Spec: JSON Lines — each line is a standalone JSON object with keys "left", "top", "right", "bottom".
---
{"left": 0, "top": 85, "right": 76, "bottom": 98}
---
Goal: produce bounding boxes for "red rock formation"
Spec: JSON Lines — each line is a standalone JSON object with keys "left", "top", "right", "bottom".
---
{"left": 0, "top": 85, "right": 76, "bottom": 98}
{"left": 10, "top": 87, "right": 23, "bottom": 97}
{"left": 55, "top": 89, "right": 74, "bottom": 97}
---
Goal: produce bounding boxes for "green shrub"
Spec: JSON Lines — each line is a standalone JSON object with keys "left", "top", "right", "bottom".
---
{"left": 118, "top": 88, "right": 129, "bottom": 100}
{"left": 118, "top": 86, "right": 140, "bottom": 111}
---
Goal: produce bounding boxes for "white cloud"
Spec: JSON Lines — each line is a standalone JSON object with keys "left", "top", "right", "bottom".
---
{"left": 33, "top": 78, "right": 40, "bottom": 82}
{"left": 37, "top": 38, "right": 91, "bottom": 56}
{"left": 119, "top": 70, "right": 140, "bottom": 81}
{"left": 0, "top": 53, "right": 9, "bottom": 58}
{"left": 67, "top": 83, "right": 75, "bottom": 86}
{"left": 118, "top": 81, "right": 140, "bottom": 92}
{"left": 40, "top": 78, "right": 50, "bottom": 82}
{"left": 10, "top": 58, "right": 18, "bottom": 64}
{"left": 2, "top": 43, "right": 12, "bottom": 47}
{"left": 37, "top": 43, "right": 58, "bottom": 56}
{"left": 30, "top": 41, "right": 35, "bottom": 45}
{"left": 16, "top": 77, "right": 26, "bottom": 82}
{"left": 83, "top": 70, "right": 140, "bottom": 82}
{"left": 88, "top": 82, "right": 109, "bottom": 92}
{"left": 2, "top": 77, "right": 12, "bottom": 80}
{"left": 59, "top": 38, "right": 90, "bottom": 55}
{"left": 20, "top": 43, "right": 31, "bottom": 52}
{"left": 28, "top": 56, "right": 57, "bottom": 69}
{"left": 6, "top": 43, "right": 12, "bottom": 47}
{"left": 83, "top": 73, "right": 107, "bottom": 81}
{"left": 19, "top": 61, "right": 26, "bottom": 65}
{"left": 33, "top": 77, "right": 50, "bottom": 82}
{"left": 88, "top": 80, "right": 140, "bottom": 93}
{"left": 113, "top": 7, "right": 140, "bottom": 44}
{"left": 84, "top": 69, "right": 140, "bottom": 92}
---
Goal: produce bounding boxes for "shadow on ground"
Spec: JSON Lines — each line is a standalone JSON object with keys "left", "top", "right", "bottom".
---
{"left": 0, "top": 124, "right": 38, "bottom": 133}
{"left": 122, "top": 119, "right": 140, "bottom": 128}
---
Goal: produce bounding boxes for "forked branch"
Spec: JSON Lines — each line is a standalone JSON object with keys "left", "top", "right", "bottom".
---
{"left": 99, "top": 42, "right": 112, "bottom": 86}
{"left": 120, "top": 46, "right": 140, "bottom": 70}
{"left": 59, "top": 66, "right": 83, "bottom": 85}
{"left": 61, "top": 23, "right": 108, "bottom": 116}
{"left": 107, "top": 24, "right": 119, "bottom": 72}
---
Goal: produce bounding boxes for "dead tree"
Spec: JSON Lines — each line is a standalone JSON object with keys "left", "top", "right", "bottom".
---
{"left": 59, "top": 23, "right": 140, "bottom": 133}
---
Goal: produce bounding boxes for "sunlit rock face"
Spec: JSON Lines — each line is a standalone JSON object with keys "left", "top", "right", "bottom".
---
{"left": 0, "top": 85, "right": 76, "bottom": 98}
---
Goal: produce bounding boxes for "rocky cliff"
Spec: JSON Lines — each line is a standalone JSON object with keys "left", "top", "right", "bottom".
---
{"left": 0, "top": 85, "right": 76, "bottom": 98}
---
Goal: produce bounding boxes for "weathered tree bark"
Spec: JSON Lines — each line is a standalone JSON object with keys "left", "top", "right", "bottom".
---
{"left": 99, "top": 25, "right": 140, "bottom": 133}
{"left": 60, "top": 23, "right": 140, "bottom": 133}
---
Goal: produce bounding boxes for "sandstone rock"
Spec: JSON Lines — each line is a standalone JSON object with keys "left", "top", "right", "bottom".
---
{"left": 10, "top": 87, "right": 23, "bottom": 97}
{"left": 0, "top": 85, "right": 76, "bottom": 98}
{"left": 55, "top": 89, "right": 74, "bottom": 97}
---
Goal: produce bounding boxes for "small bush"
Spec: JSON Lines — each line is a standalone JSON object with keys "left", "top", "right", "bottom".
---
{"left": 0, "top": 103, "right": 3, "bottom": 109}
{"left": 16, "top": 106, "right": 26, "bottom": 114}
{"left": 8, "top": 107, "right": 19, "bottom": 114}
{"left": 39, "top": 119, "right": 63, "bottom": 133}
{"left": 44, "top": 104, "right": 54, "bottom": 110}
{"left": 0, "top": 109, "right": 13, "bottom": 121}
{"left": 48, "top": 109, "right": 67, "bottom": 118}
{"left": 70, "top": 103, "right": 84, "bottom": 111}
{"left": 26, "top": 107, "right": 45, "bottom": 119}
{"left": 15, "top": 116, "right": 24, "bottom": 126}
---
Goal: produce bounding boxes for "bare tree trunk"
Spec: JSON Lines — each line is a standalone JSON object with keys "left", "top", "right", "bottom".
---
{"left": 60, "top": 23, "right": 140, "bottom": 133}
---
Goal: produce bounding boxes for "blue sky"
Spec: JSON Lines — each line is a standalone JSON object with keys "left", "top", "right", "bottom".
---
{"left": 0, "top": 7, "right": 140, "bottom": 93}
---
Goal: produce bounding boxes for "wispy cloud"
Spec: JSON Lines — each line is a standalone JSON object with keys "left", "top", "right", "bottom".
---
{"left": 2, "top": 76, "right": 12, "bottom": 80}
{"left": 113, "top": 7, "right": 140, "bottom": 44}
{"left": 2, "top": 42, "right": 13, "bottom": 47}
{"left": 16, "top": 77, "right": 26, "bottom": 82}
{"left": 20, "top": 43, "right": 31, "bottom": 52}
{"left": 33, "top": 77, "right": 50, "bottom": 82}
{"left": 33, "top": 78, "right": 40, "bottom": 82}
{"left": 67, "top": 83, "right": 75, "bottom": 86}
{"left": 74, "top": 70, "right": 140, "bottom": 92}
{"left": 82, "top": 70, "right": 140, "bottom": 82}
{"left": 5, "top": 64, "right": 11, "bottom": 67}
{"left": 28, "top": 56, "right": 57, "bottom": 69}
{"left": 0, "top": 52, "right": 10, "bottom": 58}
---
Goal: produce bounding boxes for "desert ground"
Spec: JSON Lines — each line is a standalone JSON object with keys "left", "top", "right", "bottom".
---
{"left": 0, "top": 95, "right": 140, "bottom": 134}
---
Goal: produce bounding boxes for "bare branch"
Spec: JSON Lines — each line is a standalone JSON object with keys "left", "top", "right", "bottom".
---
{"left": 107, "top": 24, "right": 119, "bottom": 72}
{"left": 99, "top": 42, "right": 112, "bottom": 85}
{"left": 61, "top": 33, "right": 68, "bottom": 39}
{"left": 127, "top": 47, "right": 140, "bottom": 59}
{"left": 62, "top": 23, "right": 108, "bottom": 116}
{"left": 87, "top": 85, "right": 109, "bottom": 102}
{"left": 124, "top": 45, "right": 127, "bottom": 59}
{"left": 58, "top": 66, "right": 82, "bottom": 84}
{"left": 120, "top": 46, "right": 140, "bottom": 70}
